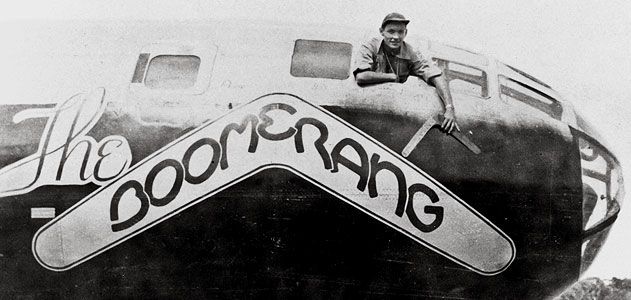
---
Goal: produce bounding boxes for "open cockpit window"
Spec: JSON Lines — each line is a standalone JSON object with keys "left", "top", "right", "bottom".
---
{"left": 499, "top": 76, "right": 563, "bottom": 120}
{"left": 434, "top": 58, "right": 488, "bottom": 98}
{"left": 290, "top": 39, "right": 352, "bottom": 80}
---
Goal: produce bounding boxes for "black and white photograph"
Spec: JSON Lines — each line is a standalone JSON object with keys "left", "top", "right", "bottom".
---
{"left": 0, "top": 1, "right": 630, "bottom": 298}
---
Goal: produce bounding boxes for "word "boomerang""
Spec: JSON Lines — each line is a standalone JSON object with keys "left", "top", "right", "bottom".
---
{"left": 33, "top": 93, "right": 515, "bottom": 275}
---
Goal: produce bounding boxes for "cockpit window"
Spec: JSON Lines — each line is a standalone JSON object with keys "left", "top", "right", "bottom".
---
{"left": 144, "top": 55, "right": 201, "bottom": 89}
{"left": 290, "top": 39, "right": 352, "bottom": 80}
{"left": 499, "top": 76, "right": 563, "bottom": 120}
{"left": 434, "top": 58, "right": 488, "bottom": 98}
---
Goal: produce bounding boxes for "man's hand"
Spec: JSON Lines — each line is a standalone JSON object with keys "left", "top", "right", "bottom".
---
{"left": 441, "top": 107, "right": 460, "bottom": 133}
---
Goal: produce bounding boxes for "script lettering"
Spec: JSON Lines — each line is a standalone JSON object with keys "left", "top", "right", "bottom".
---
{"left": 0, "top": 88, "right": 132, "bottom": 197}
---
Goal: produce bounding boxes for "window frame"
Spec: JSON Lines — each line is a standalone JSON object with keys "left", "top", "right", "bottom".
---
{"left": 433, "top": 57, "right": 490, "bottom": 99}
{"left": 499, "top": 75, "right": 563, "bottom": 120}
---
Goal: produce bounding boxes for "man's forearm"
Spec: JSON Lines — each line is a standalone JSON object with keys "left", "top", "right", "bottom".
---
{"left": 355, "top": 71, "right": 397, "bottom": 86}
{"left": 430, "top": 75, "right": 454, "bottom": 109}
{"left": 430, "top": 74, "right": 459, "bottom": 132}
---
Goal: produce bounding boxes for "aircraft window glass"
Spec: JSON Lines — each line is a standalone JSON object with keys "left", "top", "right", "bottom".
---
{"left": 290, "top": 39, "right": 353, "bottom": 80}
{"left": 499, "top": 76, "right": 563, "bottom": 120}
{"left": 578, "top": 136, "right": 623, "bottom": 231}
{"left": 434, "top": 58, "right": 488, "bottom": 98}
{"left": 505, "top": 64, "right": 551, "bottom": 89}
{"left": 145, "top": 55, "right": 201, "bottom": 89}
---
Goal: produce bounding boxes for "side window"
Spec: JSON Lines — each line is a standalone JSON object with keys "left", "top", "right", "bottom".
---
{"left": 434, "top": 58, "right": 488, "bottom": 98}
{"left": 499, "top": 76, "right": 563, "bottom": 120}
{"left": 144, "top": 55, "right": 201, "bottom": 89}
{"left": 290, "top": 39, "right": 353, "bottom": 80}
{"left": 129, "top": 43, "right": 217, "bottom": 96}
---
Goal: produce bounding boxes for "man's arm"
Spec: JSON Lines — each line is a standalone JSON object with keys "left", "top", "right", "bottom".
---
{"left": 354, "top": 40, "right": 399, "bottom": 86}
{"left": 407, "top": 49, "right": 459, "bottom": 133}
{"left": 355, "top": 71, "right": 398, "bottom": 86}
{"left": 429, "top": 74, "right": 459, "bottom": 133}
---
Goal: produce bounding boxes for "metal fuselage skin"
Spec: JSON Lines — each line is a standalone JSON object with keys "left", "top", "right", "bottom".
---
{"left": 0, "top": 21, "right": 622, "bottom": 298}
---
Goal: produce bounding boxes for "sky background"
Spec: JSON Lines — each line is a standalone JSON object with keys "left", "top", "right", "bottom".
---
{"left": 1, "top": 0, "right": 631, "bottom": 280}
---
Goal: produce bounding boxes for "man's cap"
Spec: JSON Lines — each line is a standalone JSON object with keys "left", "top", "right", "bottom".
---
{"left": 381, "top": 12, "right": 410, "bottom": 28}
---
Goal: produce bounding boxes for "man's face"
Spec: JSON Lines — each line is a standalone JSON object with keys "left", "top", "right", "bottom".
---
{"left": 380, "top": 22, "right": 407, "bottom": 50}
